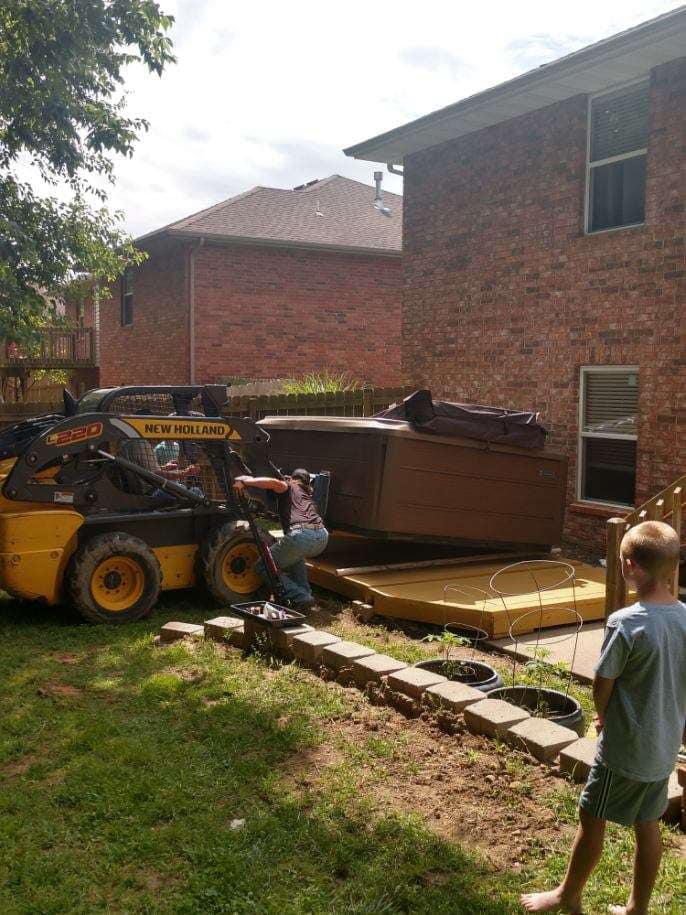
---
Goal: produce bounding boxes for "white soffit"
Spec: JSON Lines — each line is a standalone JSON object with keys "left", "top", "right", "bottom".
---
{"left": 344, "top": 8, "right": 686, "bottom": 163}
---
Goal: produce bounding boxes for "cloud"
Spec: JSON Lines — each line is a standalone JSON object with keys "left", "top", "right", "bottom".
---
{"left": 399, "top": 45, "right": 471, "bottom": 79}
{"left": 505, "top": 33, "right": 586, "bottom": 69}
{"left": 24, "top": 0, "right": 677, "bottom": 238}
{"left": 182, "top": 126, "right": 211, "bottom": 143}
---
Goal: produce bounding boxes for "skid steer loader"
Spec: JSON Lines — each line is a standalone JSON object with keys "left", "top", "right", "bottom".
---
{"left": 0, "top": 385, "right": 300, "bottom": 623}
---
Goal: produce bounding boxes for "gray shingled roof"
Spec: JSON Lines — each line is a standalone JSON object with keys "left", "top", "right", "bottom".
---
{"left": 138, "top": 175, "right": 402, "bottom": 255}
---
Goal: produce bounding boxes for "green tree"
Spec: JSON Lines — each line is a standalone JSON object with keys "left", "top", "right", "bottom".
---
{"left": 0, "top": 0, "right": 175, "bottom": 343}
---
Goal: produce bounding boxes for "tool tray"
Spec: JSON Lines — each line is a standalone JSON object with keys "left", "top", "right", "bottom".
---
{"left": 230, "top": 601, "right": 306, "bottom": 629}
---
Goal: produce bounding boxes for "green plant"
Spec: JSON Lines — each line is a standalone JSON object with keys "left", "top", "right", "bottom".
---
{"left": 282, "top": 371, "right": 361, "bottom": 395}
{"left": 423, "top": 631, "right": 474, "bottom": 679}
{"left": 0, "top": 1, "right": 175, "bottom": 344}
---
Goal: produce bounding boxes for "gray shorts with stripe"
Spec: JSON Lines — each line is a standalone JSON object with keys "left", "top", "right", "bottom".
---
{"left": 579, "top": 761, "right": 669, "bottom": 826}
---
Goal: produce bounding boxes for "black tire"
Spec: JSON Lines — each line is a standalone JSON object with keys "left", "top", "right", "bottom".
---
{"left": 199, "top": 522, "right": 267, "bottom": 606}
{"left": 66, "top": 532, "right": 162, "bottom": 624}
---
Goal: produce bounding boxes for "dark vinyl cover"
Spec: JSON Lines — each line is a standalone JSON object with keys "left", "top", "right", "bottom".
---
{"left": 375, "top": 389, "right": 547, "bottom": 450}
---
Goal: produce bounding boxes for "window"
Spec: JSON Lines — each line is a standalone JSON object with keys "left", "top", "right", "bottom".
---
{"left": 587, "top": 82, "right": 649, "bottom": 233}
{"left": 121, "top": 266, "right": 134, "bottom": 326}
{"left": 578, "top": 367, "right": 638, "bottom": 507}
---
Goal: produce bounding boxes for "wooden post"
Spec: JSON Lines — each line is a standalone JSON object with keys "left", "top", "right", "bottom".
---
{"left": 362, "top": 383, "right": 373, "bottom": 417}
{"left": 671, "top": 486, "right": 683, "bottom": 599}
{"left": 605, "top": 517, "right": 628, "bottom": 619}
{"left": 248, "top": 396, "right": 258, "bottom": 421}
{"left": 647, "top": 498, "right": 664, "bottom": 521}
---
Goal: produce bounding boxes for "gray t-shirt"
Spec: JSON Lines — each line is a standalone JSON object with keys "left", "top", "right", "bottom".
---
{"left": 595, "top": 600, "right": 686, "bottom": 782}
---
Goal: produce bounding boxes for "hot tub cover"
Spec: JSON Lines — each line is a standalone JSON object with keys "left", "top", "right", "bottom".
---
{"left": 375, "top": 389, "right": 547, "bottom": 450}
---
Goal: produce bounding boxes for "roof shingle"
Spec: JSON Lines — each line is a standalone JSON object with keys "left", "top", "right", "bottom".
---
{"left": 138, "top": 175, "right": 402, "bottom": 254}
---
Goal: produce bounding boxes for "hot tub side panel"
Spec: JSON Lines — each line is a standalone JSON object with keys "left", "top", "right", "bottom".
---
{"left": 265, "top": 427, "right": 386, "bottom": 530}
{"left": 376, "top": 436, "right": 568, "bottom": 547}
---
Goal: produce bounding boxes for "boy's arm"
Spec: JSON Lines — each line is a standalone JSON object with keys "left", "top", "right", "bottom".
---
{"left": 592, "top": 674, "right": 616, "bottom": 733}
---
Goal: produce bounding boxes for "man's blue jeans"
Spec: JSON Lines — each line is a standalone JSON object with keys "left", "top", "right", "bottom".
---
{"left": 255, "top": 528, "right": 329, "bottom": 605}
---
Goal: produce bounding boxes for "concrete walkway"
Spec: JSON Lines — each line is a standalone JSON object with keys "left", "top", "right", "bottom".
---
{"left": 488, "top": 620, "right": 606, "bottom": 683}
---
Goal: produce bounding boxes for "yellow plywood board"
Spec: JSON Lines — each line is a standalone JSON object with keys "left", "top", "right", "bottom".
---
{"left": 307, "top": 550, "right": 608, "bottom": 638}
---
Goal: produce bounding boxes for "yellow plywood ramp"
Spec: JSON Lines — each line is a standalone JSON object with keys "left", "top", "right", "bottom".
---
{"left": 306, "top": 537, "right": 607, "bottom": 638}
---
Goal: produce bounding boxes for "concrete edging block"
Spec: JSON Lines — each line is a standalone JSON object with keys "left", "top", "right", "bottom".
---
{"left": 291, "top": 630, "right": 341, "bottom": 664}
{"left": 204, "top": 616, "right": 243, "bottom": 642}
{"left": 271, "top": 624, "right": 315, "bottom": 657}
{"left": 321, "top": 640, "right": 376, "bottom": 671}
{"left": 463, "top": 698, "right": 530, "bottom": 738}
{"left": 559, "top": 738, "right": 598, "bottom": 783}
{"left": 159, "top": 621, "right": 204, "bottom": 644}
{"left": 506, "top": 717, "right": 579, "bottom": 764}
{"left": 424, "top": 680, "right": 484, "bottom": 713}
{"left": 351, "top": 654, "right": 408, "bottom": 687}
{"left": 387, "top": 666, "right": 447, "bottom": 700}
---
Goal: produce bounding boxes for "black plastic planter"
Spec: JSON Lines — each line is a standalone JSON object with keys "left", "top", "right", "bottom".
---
{"left": 414, "top": 658, "right": 503, "bottom": 694}
{"left": 489, "top": 686, "right": 585, "bottom": 736}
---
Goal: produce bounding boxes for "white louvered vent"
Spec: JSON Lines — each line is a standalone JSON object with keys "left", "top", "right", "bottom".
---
{"left": 590, "top": 83, "right": 649, "bottom": 162}
{"left": 583, "top": 371, "right": 638, "bottom": 435}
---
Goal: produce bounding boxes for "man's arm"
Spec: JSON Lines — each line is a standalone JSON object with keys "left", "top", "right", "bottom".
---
{"left": 592, "top": 674, "right": 616, "bottom": 733}
{"left": 233, "top": 475, "right": 288, "bottom": 494}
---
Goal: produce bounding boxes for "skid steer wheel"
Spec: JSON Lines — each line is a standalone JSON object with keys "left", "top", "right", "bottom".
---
{"left": 200, "top": 522, "right": 269, "bottom": 605}
{"left": 67, "top": 533, "right": 162, "bottom": 624}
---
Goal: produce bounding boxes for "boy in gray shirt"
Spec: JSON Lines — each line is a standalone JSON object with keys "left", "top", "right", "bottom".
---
{"left": 522, "top": 520, "right": 686, "bottom": 915}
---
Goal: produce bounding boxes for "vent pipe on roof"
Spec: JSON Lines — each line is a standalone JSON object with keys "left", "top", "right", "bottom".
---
{"left": 373, "top": 170, "right": 392, "bottom": 217}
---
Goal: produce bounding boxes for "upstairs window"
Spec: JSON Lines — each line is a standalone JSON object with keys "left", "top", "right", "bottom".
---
{"left": 587, "top": 82, "right": 649, "bottom": 233}
{"left": 578, "top": 367, "right": 638, "bottom": 507}
{"left": 121, "top": 267, "right": 134, "bottom": 326}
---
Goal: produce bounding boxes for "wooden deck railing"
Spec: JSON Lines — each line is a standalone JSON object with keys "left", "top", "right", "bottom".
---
{"left": 605, "top": 477, "right": 685, "bottom": 616}
{"left": 223, "top": 384, "right": 416, "bottom": 421}
{"left": 0, "top": 328, "right": 97, "bottom": 369}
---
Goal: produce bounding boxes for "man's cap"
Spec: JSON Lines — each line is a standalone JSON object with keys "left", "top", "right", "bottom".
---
{"left": 291, "top": 468, "right": 311, "bottom": 483}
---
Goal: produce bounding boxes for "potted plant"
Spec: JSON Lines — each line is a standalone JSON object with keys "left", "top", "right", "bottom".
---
{"left": 414, "top": 630, "right": 503, "bottom": 693}
{"left": 489, "top": 647, "right": 585, "bottom": 736}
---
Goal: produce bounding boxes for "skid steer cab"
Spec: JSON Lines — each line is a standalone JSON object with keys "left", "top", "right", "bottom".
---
{"left": 0, "top": 385, "right": 298, "bottom": 624}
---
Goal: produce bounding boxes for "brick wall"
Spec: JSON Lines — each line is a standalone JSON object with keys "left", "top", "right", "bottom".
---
{"left": 192, "top": 243, "right": 402, "bottom": 386}
{"left": 99, "top": 240, "right": 402, "bottom": 390}
{"left": 402, "top": 57, "right": 686, "bottom": 555}
{"left": 99, "top": 238, "right": 192, "bottom": 386}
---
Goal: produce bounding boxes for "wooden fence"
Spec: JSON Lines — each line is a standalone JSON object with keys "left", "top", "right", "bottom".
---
{"left": 0, "top": 402, "right": 62, "bottom": 429}
{"left": 605, "top": 476, "right": 685, "bottom": 616}
{"left": 0, "top": 385, "right": 416, "bottom": 430}
{"left": 223, "top": 384, "right": 415, "bottom": 420}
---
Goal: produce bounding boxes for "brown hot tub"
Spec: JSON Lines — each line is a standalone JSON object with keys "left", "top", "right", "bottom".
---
{"left": 259, "top": 415, "right": 568, "bottom": 550}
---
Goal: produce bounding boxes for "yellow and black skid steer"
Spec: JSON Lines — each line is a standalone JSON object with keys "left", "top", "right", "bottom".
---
{"left": 0, "top": 385, "right": 295, "bottom": 623}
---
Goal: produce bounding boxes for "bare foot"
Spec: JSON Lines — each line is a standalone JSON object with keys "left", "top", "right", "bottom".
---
{"left": 520, "top": 889, "right": 583, "bottom": 913}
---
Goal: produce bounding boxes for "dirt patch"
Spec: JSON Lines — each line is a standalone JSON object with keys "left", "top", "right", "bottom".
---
{"left": 49, "top": 652, "right": 80, "bottom": 665}
{"left": 283, "top": 684, "right": 573, "bottom": 871}
{"left": 1, "top": 754, "right": 40, "bottom": 777}
{"left": 38, "top": 682, "right": 83, "bottom": 699}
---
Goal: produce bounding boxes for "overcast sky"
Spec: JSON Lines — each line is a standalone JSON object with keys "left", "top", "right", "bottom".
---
{"left": 93, "top": 0, "right": 679, "bottom": 236}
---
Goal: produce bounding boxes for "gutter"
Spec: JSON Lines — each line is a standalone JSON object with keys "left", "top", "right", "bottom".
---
{"left": 171, "top": 231, "right": 401, "bottom": 259}
{"left": 188, "top": 237, "right": 205, "bottom": 384}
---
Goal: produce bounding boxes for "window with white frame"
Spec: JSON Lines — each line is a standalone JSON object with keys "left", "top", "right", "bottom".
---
{"left": 120, "top": 266, "right": 134, "bottom": 326}
{"left": 587, "top": 82, "right": 649, "bottom": 233}
{"left": 579, "top": 367, "right": 638, "bottom": 506}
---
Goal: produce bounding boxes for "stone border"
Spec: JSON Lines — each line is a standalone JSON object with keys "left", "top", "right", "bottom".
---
{"left": 162, "top": 618, "right": 685, "bottom": 828}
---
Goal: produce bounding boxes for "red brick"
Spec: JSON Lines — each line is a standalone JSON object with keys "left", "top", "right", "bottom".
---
{"left": 99, "top": 239, "right": 402, "bottom": 388}
{"left": 402, "top": 57, "right": 686, "bottom": 554}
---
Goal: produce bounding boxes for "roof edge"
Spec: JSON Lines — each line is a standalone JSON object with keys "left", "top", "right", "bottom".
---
{"left": 344, "top": 5, "right": 686, "bottom": 161}
{"left": 140, "top": 229, "right": 402, "bottom": 258}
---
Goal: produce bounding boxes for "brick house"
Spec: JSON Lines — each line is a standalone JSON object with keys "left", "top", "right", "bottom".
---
{"left": 346, "top": 8, "right": 686, "bottom": 554}
{"left": 98, "top": 175, "right": 403, "bottom": 388}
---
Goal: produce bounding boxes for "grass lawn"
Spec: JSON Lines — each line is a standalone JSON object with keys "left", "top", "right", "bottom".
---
{"left": 1, "top": 592, "right": 684, "bottom": 914}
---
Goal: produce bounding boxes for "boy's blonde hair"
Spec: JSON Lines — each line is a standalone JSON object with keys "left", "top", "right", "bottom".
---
{"left": 621, "top": 520, "right": 681, "bottom": 580}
